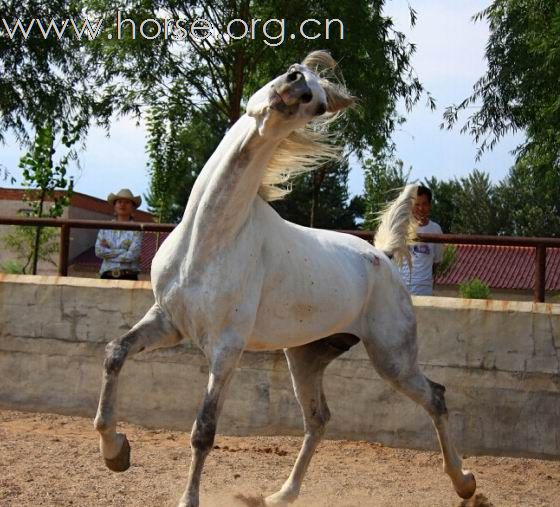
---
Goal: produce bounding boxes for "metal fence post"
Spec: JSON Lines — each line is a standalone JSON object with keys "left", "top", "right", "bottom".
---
{"left": 534, "top": 245, "right": 546, "bottom": 303}
{"left": 59, "top": 224, "right": 70, "bottom": 276}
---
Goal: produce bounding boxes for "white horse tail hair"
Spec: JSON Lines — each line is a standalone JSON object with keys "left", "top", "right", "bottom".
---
{"left": 374, "top": 184, "right": 419, "bottom": 265}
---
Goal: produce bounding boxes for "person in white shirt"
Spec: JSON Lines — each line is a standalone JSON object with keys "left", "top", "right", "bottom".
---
{"left": 399, "top": 186, "right": 443, "bottom": 296}
{"left": 95, "top": 188, "right": 143, "bottom": 280}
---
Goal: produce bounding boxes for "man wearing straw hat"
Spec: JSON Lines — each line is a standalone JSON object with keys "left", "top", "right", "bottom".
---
{"left": 95, "top": 188, "right": 143, "bottom": 280}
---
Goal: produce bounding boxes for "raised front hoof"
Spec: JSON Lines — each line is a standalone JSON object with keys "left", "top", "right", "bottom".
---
{"left": 104, "top": 435, "right": 131, "bottom": 472}
{"left": 455, "top": 471, "right": 477, "bottom": 500}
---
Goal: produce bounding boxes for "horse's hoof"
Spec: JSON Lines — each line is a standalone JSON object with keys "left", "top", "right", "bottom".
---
{"left": 104, "top": 435, "right": 131, "bottom": 472}
{"left": 455, "top": 471, "right": 476, "bottom": 499}
{"left": 264, "top": 490, "right": 296, "bottom": 506}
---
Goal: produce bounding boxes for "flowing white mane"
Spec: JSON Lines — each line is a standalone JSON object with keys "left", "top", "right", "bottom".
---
{"left": 258, "top": 51, "right": 354, "bottom": 202}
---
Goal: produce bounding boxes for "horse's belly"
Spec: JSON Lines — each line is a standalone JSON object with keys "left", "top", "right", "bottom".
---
{"left": 247, "top": 307, "right": 358, "bottom": 350}
{"left": 248, "top": 272, "right": 367, "bottom": 350}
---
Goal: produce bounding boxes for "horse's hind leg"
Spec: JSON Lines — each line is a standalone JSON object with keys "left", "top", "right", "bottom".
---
{"left": 364, "top": 329, "right": 476, "bottom": 499}
{"left": 265, "top": 334, "right": 359, "bottom": 506}
{"left": 93, "top": 304, "right": 182, "bottom": 472}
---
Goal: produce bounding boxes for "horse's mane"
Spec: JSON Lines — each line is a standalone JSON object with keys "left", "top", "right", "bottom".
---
{"left": 258, "top": 51, "right": 354, "bottom": 202}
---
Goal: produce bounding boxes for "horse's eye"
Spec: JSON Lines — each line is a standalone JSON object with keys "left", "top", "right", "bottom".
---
{"left": 316, "top": 103, "right": 327, "bottom": 115}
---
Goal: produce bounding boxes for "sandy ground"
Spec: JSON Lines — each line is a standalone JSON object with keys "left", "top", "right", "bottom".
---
{"left": 1, "top": 410, "right": 559, "bottom": 507}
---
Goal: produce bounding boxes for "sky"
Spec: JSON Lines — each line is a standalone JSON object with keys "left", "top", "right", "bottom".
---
{"left": 0, "top": 0, "right": 522, "bottom": 212}
{"left": 381, "top": 0, "right": 522, "bottom": 188}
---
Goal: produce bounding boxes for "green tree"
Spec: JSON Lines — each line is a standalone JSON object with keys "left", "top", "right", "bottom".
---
{"left": 425, "top": 171, "right": 505, "bottom": 235}
{"left": 422, "top": 176, "right": 460, "bottom": 234}
{"left": 86, "top": 0, "right": 430, "bottom": 223}
{"left": 453, "top": 170, "right": 502, "bottom": 235}
{"left": 362, "top": 153, "right": 410, "bottom": 230}
{"left": 495, "top": 154, "right": 560, "bottom": 237}
{"left": 145, "top": 104, "right": 226, "bottom": 223}
{"left": 443, "top": 0, "right": 560, "bottom": 160}
{"left": 271, "top": 158, "right": 362, "bottom": 229}
{"left": 2, "top": 224, "right": 60, "bottom": 274}
{"left": 3, "top": 122, "right": 75, "bottom": 274}
{"left": 442, "top": 1, "right": 560, "bottom": 237}
{"left": 0, "top": 0, "right": 110, "bottom": 145}
{"left": 90, "top": 0, "right": 429, "bottom": 146}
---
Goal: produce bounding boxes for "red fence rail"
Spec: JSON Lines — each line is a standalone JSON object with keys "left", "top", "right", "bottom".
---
{"left": 1, "top": 217, "right": 558, "bottom": 302}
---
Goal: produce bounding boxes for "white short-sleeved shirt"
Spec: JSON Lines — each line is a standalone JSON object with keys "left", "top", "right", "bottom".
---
{"left": 399, "top": 220, "right": 443, "bottom": 296}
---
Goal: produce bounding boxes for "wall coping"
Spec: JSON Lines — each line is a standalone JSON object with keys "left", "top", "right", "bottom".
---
{"left": 0, "top": 273, "right": 152, "bottom": 290}
{"left": 412, "top": 294, "right": 559, "bottom": 315}
{"left": 1, "top": 274, "right": 558, "bottom": 315}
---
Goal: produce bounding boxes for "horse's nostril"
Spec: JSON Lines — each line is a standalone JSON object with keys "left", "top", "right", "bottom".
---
{"left": 301, "top": 92, "right": 313, "bottom": 104}
{"left": 287, "top": 71, "right": 300, "bottom": 82}
{"left": 316, "top": 103, "right": 327, "bottom": 115}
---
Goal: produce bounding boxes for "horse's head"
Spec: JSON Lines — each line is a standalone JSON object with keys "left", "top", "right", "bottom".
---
{"left": 247, "top": 50, "right": 355, "bottom": 136}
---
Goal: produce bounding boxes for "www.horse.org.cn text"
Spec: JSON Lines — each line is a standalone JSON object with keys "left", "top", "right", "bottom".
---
{"left": 1, "top": 13, "right": 345, "bottom": 47}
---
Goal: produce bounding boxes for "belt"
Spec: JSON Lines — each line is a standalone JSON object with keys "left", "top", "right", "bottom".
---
{"left": 103, "top": 268, "right": 138, "bottom": 278}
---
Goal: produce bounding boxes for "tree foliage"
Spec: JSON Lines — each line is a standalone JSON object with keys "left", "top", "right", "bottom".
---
{"left": 0, "top": 0, "right": 110, "bottom": 145}
{"left": 83, "top": 0, "right": 431, "bottom": 224}
{"left": 495, "top": 155, "right": 560, "bottom": 237}
{"left": 19, "top": 122, "right": 75, "bottom": 218}
{"left": 362, "top": 153, "right": 410, "bottom": 230}
{"left": 2, "top": 224, "right": 59, "bottom": 274}
{"left": 362, "top": 161, "right": 559, "bottom": 237}
{"left": 88, "top": 0, "right": 429, "bottom": 146}
{"left": 450, "top": 170, "right": 501, "bottom": 235}
{"left": 434, "top": 244, "right": 457, "bottom": 277}
{"left": 145, "top": 103, "right": 225, "bottom": 222}
{"left": 271, "top": 158, "right": 362, "bottom": 229}
{"left": 422, "top": 176, "right": 461, "bottom": 235}
{"left": 439, "top": 1, "right": 560, "bottom": 237}
{"left": 1, "top": 1, "right": 432, "bottom": 228}
{"left": 443, "top": 0, "right": 560, "bottom": 163}
{"left": 2, "top": 122, "right": 75, "bottom": 274}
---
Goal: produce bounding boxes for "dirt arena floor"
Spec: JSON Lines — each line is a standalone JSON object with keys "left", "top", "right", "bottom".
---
{"left": 1, "top": 410, "right": 559, "bottom": 507}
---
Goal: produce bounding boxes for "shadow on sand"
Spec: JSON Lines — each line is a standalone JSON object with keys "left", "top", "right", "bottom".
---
{"left": 234, "top": 493, "right": 267, "bottom": 507}
{"left": 216, "top": 491, "right": 495, "bottom": 507}
{"left": 458, "top": 493, "right": 494, "bottom": 507}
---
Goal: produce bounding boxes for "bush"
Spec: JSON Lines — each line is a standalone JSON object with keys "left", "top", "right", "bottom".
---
{"left": 459, "top": 278, "right": 491, "bottom": 299}
{"left": 435, "top": 244, "right": 457, "bottom": 277}
{"left": 0, "top": 260, "right": 25, "bottom": 274}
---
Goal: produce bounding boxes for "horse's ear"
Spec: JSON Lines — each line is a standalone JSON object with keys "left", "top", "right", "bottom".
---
{"left": 302, "top": 50, "right": 337, "bottom": 73}
{"left": 302, "top": 50, "right": 355, "bottom": 113}
{"left": 323, "top": 81, "right": 355, "bottom": 113}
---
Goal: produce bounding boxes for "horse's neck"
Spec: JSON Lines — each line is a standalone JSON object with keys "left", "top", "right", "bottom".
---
{"left": 181, "top": 114, "right": 280, "bottom": 255}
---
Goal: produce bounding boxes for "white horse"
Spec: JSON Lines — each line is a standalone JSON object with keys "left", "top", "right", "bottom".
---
{"left": 94, "top": 51, "right": 476, "bottom": 507}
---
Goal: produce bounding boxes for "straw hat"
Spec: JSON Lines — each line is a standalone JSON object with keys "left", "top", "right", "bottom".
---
{"left": 107, "top": 188, "right": 142, "bottom": 208}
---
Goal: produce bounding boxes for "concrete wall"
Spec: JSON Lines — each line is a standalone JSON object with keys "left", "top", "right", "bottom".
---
{"left": 0, "top": 274, "right": 558, "bottom": 459}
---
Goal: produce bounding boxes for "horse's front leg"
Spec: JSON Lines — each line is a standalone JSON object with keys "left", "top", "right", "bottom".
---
{"left": 94, "top": 304, "right": 182, "bottom": 471}
{"left": 179, "top": 336, "right": 245, "bottom": 507}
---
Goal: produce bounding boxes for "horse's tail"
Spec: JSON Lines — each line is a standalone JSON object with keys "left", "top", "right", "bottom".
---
{"left": 374, "top": 184, "right": 418, "bottom": 265}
